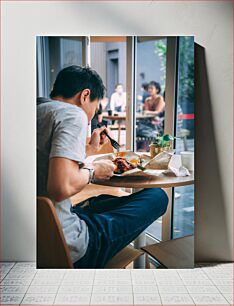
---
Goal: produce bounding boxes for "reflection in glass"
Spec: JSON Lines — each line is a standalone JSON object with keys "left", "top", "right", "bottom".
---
{"left": 90, "top": 40, "right": 127, "bottom": 145}
{"left": 48, "top": 37, "right": 83, "bottom": 95}
{"left": 135, "top": 38, "right": 167, "bottom": 240}
{"left": 135, "top": 38, "right": 167, "bottom": 153}
{"left": 173, "top": 36, "right": 194, "bottom": 239}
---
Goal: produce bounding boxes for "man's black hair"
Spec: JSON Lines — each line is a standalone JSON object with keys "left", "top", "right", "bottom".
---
{"left": 149, "top": 81, "right": 161, "bottom": 94}
{"left": 50, "top": 65, "right": 105, "bottom": 101}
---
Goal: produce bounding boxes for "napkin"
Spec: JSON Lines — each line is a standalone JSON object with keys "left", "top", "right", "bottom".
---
{"left": 166, "top": 154, "right": 190, "bottom": 177}
{"left": 143, "top": 152, "right": 190, "bottom": 177}
{"left": 144, "top": 151, "right": 174, "bottom": 170}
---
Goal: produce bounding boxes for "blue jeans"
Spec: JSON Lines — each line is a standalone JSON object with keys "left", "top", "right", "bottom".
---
{"left": 72, "top": 188, "right": 168, "bottom": 268}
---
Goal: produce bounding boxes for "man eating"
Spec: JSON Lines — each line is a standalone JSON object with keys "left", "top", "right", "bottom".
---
{"left": 37, "top": 65, "right": 168, "bottom": 268}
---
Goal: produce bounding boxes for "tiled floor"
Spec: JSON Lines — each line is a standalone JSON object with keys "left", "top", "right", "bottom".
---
{"left": 0, "top": 262, "right": 233, "bottom": 305}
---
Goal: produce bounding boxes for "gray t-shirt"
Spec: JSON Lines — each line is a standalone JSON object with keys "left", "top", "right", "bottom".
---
{"left": 37, "top": 99, "right": 89, "bottom": 263}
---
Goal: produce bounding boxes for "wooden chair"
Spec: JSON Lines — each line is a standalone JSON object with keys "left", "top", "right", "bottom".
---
{"left": 37, "top": 197, "right": 73, "bottom": 268}
{"left": 37, "top": 197, "right": 143, "bottom": 268}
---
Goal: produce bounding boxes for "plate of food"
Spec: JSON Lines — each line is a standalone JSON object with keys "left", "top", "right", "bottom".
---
{"left": 94, "top": 151, "right": 144, "bottom": 176}
{"left": 93, "top": 150, "right": 175, "bottom": 177}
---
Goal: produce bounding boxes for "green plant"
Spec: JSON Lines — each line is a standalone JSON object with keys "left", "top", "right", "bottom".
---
{"left": 152, "top": 134, "right": 174, "bottom": 147}
{"left": 155, "top": 37, "right": 194, "bottom": 103}
{"left": 154, "top": 40, "right": 167, "bottom": 91}
{"left": 178, "top": 37, "right": 194, "bottom": 103}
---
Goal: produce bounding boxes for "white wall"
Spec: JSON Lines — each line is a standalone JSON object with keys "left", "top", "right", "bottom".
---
{"left": 1, "top": 1, "right": 233, "bottom": 261}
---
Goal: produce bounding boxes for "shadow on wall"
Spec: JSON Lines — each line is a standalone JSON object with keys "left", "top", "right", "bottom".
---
{"left": 195, "top": 44, "right": 232, "bottom": 262}
{"left": 2, "top": 158, "right": 36, "bottom": 261}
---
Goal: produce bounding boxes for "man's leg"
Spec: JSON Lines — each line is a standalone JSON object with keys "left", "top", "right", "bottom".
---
{"left": 95, "top": 188, "right": 168, "bottom": 267}
{"left": 72, "top": 194, "right": 124, "bottom": 269}
{"left": 74, "top": 188, "right": 168, "bottom": 268}
{"left": 77, "top": 193, "right": 129, "bottom": 214}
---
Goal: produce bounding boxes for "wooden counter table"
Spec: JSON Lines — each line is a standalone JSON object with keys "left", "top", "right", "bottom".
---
{"left": 92, "top": 171, "right": 194, "bottom": 189}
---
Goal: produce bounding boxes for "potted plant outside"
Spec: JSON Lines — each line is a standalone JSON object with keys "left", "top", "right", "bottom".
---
{"left": 149, "top": 134, "right": 174, "bottom": 158}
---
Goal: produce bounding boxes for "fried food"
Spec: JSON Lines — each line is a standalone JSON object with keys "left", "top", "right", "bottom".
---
{"left": 113, "top": 157, "right": 137, "bottom": 174}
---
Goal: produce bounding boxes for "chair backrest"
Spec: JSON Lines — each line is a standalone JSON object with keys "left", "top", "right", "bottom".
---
{"left": 37, "top": 197, "right": 73, "bottom": 268}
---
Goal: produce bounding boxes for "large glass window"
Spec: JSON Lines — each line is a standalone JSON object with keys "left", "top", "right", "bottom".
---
{"left": 135, "top": 37, "right": 167, "bottom": 241}
{"left": 172, "top": 37, "right": 194, "bottom": 238}
{"left": 36, "top": 36, "right": 83, "bottom": 97}
{"left": 48, "top": 37, "right": 82, "bottom": 95}
{"left": 90, "top": 38, "right": 127, "bottom": 146}
{"left": 135, "top": 37, "right": 167, "bottom": 153}
{"left": 134, "top": 36, "right": 194, "bottom": 242}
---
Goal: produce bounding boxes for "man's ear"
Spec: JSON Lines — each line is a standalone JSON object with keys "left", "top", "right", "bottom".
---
{"left": 79, "top": 89, "right": 91, "bottom": 105}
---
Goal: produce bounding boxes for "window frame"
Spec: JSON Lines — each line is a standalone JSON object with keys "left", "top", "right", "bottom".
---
{"left": 127, "top": 36, "right": 180, "bottom": 242}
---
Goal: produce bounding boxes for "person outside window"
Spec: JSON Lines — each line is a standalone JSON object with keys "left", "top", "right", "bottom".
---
{"left": 143, "top": 81, "right": 165, "bottom": 115}
{"left": 141, "top": 82, "right": 150, "bottom": 104}
{"left": 110, "top": 83, "right": 126, "bottom": 112}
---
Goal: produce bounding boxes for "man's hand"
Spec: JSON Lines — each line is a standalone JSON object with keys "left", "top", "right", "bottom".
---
{"left": 92, "top": 160, "right": 115, "bottom": 180}
{"left": 86, "top": 126, "right": 111, "bottom": 156}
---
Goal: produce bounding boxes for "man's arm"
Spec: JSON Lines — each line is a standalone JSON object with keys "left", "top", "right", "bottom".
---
{"left": 47, "top": 157, "right": 89, "bottom": 202}
{"left": 47, "top": 157, "right": 115, "bottom": 202}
